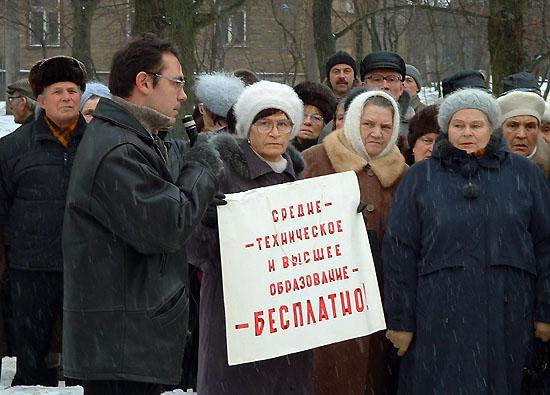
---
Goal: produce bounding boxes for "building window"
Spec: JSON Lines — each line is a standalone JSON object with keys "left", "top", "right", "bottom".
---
{"left": 219, "top": 10, "right": 246, "bottom": 47}
{"left": 29, "top": 0, "right": 60, "bottom": 47}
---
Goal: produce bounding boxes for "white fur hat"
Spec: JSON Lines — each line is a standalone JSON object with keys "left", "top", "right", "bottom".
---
{"left": 343, "top": 90, "right": 400, "bottom": 160}
{"left": 234, "top": 80, "right": 303, "bottom": 138}
{"left": 195, "top": 72, "right": 245, "bottom": 118}
{"left": 497, "top": 90, "right": 546, "bottom": 123}
{"left": 542, "top": 102, "right": 550, "bottom": 123}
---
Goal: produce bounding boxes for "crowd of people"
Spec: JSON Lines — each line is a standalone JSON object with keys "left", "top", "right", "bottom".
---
{"left": 0, "top": 32, "right": 549, "bottom": 395}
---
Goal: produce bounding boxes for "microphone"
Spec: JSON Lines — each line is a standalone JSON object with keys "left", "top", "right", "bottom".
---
{"left": 182, "top": 115, "right": 198, "bottom": 147}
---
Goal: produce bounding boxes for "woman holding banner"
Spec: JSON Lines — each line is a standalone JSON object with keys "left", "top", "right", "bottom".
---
{"left": 383, "top": 88, "right": 550, "bottom": 393}
{"left": 187, "top": 80, "right": 312, "bottom": 394}
{"left": 302, "top": 89, "right": 408, "bottom": 394}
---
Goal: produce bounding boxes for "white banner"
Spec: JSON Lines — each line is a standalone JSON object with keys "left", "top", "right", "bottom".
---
{"left": 218, "top": 171, "right": 385, "bottom": 365}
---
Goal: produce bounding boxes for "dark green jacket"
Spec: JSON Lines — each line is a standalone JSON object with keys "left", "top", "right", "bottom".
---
{"left": 62, "top": 97, "right": 220, "bottom": 384}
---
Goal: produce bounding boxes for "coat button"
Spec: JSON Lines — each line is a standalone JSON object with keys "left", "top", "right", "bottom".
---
{"left": 366, "top": 204, "right": 375, "bottom": 212}
{"left": 367, "top": 169, "right": 374, "bottom": 176}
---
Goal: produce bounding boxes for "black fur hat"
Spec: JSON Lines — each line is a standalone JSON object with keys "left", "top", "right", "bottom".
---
{"left": 293, "top": 81, "right": 337, "bottom": 124}
{"left": 29, "top": 56, "right": 87, "bottom": 97}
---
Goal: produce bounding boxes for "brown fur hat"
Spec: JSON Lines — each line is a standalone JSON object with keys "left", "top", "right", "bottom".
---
{"left": 29, "top": 56, "right": 87, "bottom": 97}
{"left": 293, "top": 81, "right": 337, "bottom": 124}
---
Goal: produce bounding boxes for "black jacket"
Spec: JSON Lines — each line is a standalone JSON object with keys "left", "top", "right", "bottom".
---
{"left": 0, "top": 110, "right": 86, "bottom": 271}
{"left": 62, "top": 97, "right": 221, "bottom": 384}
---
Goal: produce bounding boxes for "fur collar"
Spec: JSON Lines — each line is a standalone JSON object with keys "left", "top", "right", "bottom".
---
{"left": 431, "top": 132, "right": 505, "bottom": 176}
{"left": 111, "top": 96, "right": 172, "bottom": 135}
{"left": 211, "top": 132, "right": 305, "bottom": 179}
{"left": 323, "top": 128, "right": 407, "bottom": 188}
{"left": 533, "top": 135, "right": 550, "bottom": 178}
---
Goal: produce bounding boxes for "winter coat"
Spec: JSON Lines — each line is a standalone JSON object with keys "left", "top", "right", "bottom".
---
{"left": 62, "top": 97, "right": 220, "bottom": 385}
{"left": 383, "top": 134, "right": 550, "bottom": 394}
{"left": 0, "top": 110, "right": 86, "bottom": 271}
{"left": 187, "top": 133, "right": 312, "bottom": 395}
{"left": 533, "top": 134, "right": 550, "bottom": 180}
{"left": 302, "top": 128, "right": 407, "bottom": 395}
{"left": 409, "top": 95, "right": 426, "bottom": 114}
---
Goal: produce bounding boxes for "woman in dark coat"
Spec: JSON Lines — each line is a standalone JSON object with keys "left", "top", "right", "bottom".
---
{"left": 383, "top": 88, "right": 550, "bottom": 394}
{"left": 187, "top": 80, "right": 312, "bottom": 395}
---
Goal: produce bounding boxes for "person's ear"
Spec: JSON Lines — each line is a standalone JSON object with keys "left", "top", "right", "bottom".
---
{"left": 135, "top": 71, "right": 152, "bottom": 94}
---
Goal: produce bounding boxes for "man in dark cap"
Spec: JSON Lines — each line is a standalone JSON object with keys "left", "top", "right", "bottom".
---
{"left": 6, "top": 79, "right": 37, "bottom": 125}
{"left": 360, "top": 50, "right": 414, "bottom": 144}
{"left": 325, "top": 50, "right": 358, "bottom": 99}
{"left": 0, "top": 55, "right": 87, "bottom": 386}
{"left": 441, "top": 70, "right": 488, "bottom": 97}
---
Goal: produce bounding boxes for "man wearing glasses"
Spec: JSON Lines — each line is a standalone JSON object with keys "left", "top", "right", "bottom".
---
{"left": 62, "top": 33, "right": 222, "bottom": 394}
{"left": 6, "top": 79, "right": 37, "bottom": 125}
{"left": 360, "top": 51, "right": 415, "bottom": 148}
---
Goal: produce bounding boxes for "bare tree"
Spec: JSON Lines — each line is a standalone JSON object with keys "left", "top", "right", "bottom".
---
{"left": 70, "top": 0, "right": 99, "bottom": 78}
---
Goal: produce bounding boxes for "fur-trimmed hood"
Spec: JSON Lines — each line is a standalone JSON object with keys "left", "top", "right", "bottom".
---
{"left": 323, "top": 128, "right": 407, "bottom": 188}
{"left": 534, "top": 134, "right": 550, "bottom": 178}
{"left": 210, "top": 132, "right": 305, "bottom": 179}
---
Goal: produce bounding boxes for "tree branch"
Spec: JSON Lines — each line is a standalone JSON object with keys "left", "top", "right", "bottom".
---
{"left": 334, "top": 3, "right": 487, "bottom": 39}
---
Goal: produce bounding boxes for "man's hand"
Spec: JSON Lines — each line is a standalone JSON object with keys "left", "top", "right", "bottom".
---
{"left": 386, "top": 330, "right": 414, "bottom": 356}
{"left": 535, "top": 321, "right": 550, "bottom": 342}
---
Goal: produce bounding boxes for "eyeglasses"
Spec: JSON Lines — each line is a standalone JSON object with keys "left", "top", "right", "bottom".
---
{"left": 366, "top": 74, "right": 402, "bottom": 85}
{"left": 7, "top": 96, "right": 23, "bottom": 104}
{"left": 253, "top": 119, "right": 293, "bottom": 134}
{"left": 303, "top": 113, "right": 324, "bottom": 124}
{"left": 146, "top": 72, "right": 185, "bottom": 89}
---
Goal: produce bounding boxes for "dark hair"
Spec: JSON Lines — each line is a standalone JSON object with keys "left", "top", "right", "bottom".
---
{"left": 109, "top": 33, "right": 181, "bottom": 98}
{"left": 226, "top": 107, "right": 237, "bottom": 134}
{"left": 343, "top": 87, "right": 369, "bottom": 112}
{"left": 233, "top": 68, "right": 260, "bottom": 86}
{"left": 407, "top": 104, "right": 440, "bottom": 149}
{"left": 252, "top": 108, "right": 288, "bottom": 124}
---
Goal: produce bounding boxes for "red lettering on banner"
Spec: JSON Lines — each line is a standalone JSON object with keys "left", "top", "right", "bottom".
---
{"left": 268, "top": 259, "right": 275, "bottom": 273}
{"left": 254, "top": 311, "right": 265, "bottom": 336}
{"left": 252, "top": 286, "right": 369, "bottom": 337}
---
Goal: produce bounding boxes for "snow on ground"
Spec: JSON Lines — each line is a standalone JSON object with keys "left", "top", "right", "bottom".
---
{"left": 0, "top": 102, "right": 19, "bottom": 139}
{"left": 1, "top": 357, "right": 194, "bottom": 394}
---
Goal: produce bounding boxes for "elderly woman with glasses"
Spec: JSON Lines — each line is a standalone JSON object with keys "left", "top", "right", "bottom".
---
{"left": 302, "top": 90, "right": 408, "bottom": 394}
{"left": 383, "top": 89, "right": 550, "bottom": 394}
{"left": 187, "top": 80, "right": 312, "bottom": 395}
{"left": 291, "top": 81, "right": 337, "bottom": 152}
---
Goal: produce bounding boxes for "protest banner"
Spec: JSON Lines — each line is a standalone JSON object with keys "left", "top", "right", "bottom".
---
{"left": 217, "top": 171, "right": 385, "bottom": 365}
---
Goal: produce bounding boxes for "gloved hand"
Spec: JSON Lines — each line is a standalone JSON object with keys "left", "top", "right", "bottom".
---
{"left": 535, "top": 321, "right": 550, "bottom": 342}
{"left": 357, "top": 200, "right": 366, "bottom": 213}
{"left": 386, "top": 330, "right": 414, "bottom": 357}
{"left": 202, "top": 192, "right": 227, "bottom": 228}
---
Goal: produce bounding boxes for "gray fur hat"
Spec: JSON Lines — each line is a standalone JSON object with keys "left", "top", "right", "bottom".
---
{"left": 234, "top": 80, "right": 303, "bottom": 139}
{"left": 195, "top": 72, "right": 245, "bottom": 118}
{"left": 437, "top": 89, "right": 501, "bottom": 134}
